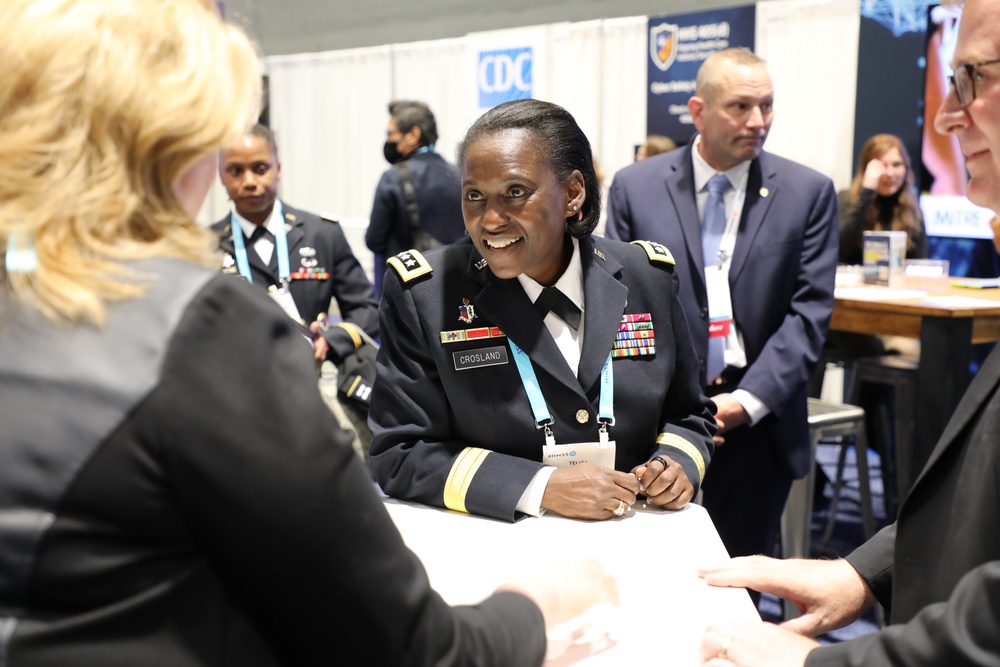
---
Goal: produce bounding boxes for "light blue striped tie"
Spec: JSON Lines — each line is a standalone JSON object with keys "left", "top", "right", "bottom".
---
{"left": 702, "top": 173, "right": 730, "bottom": 383}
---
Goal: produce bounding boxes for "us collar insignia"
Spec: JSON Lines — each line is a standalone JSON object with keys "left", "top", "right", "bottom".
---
{"left": 475, "top": 258, "right": 488, "bottom": 270}
{"left": 458, "top": 298, "right": 477, "bottom": 324}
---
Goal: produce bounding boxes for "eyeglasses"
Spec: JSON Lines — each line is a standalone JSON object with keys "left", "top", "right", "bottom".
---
{"left": 949, "top": 57, "right": 1000, "bottom": 108}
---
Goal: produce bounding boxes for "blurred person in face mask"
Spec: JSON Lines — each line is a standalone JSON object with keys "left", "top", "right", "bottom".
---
{"left": 365, "top": 101, "right": 465, "bottom": 296}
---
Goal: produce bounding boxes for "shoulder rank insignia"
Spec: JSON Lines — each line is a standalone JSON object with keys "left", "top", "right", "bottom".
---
{"left": 631, "top": 240, "right": 676, "bottom": 267}
{"left": 388, "top": 248, "right": 433, "bottom": 283}
{"left": 320, "top": 212, "right": 340, "bottom": 223}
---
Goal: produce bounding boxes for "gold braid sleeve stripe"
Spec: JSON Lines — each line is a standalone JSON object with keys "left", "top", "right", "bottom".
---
{"left": 655, "top": 433, "right": 706, "bottom": 483}
{"left": 335, "top": 322, "right": 363, "bottom": 350}
{"left": 443, "top": 447, "right": 491, "bottom": 513}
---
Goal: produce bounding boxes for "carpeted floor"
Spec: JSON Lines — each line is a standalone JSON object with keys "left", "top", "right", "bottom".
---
{"left": 758, "top": 438, "right": 887, "bottom": 642}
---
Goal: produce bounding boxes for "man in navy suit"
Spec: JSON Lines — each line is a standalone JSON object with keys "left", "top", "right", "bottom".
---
{"left": 605, "top": 48, "right": 838, "bottom": 562}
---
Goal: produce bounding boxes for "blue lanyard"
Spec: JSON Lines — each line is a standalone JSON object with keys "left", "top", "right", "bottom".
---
{"left": 508, "top": 339, "right": 614, "bottom": 444}
{"left": 231, "top": 202, "right": 291, "bottom": 285}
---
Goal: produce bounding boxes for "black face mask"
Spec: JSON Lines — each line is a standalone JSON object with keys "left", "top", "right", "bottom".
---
{"left": 383, "top": 140, "right": 405, "bottom": 165}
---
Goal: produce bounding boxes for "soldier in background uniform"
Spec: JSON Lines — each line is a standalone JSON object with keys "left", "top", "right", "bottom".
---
{"left": 369, "top": 99, "right": 716, "bottom": 523}
{"left": 212, "top": 124, "right": 379, "bottom": 363}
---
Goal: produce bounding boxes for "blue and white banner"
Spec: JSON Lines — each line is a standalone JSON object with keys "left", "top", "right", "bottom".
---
{"left": 477, "top": 47, "right": 533, "bottom": 108}
{"left": 469, "top": 26, "right": 549, "bottom": 113}
{"left": 921, "top": 195, "right": 996, "bottom": 240}
{"left": 647, "top": 6, "right": 755, "bottom": 143}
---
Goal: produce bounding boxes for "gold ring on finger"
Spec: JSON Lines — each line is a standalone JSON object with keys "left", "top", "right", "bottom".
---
{"left": 612, "top": 499, "right": 626, "bottom": 516}
{"left": 718, "top": 636, "right": 734, "bottom": 660}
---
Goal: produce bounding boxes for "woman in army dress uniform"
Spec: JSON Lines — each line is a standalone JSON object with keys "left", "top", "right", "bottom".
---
{"left": 370, "top": 99, "right": 716, "bottom": 523}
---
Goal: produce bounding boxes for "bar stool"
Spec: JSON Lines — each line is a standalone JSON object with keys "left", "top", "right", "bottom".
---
{"left": 780, "top": 398, "right": 875, "bottom": 621}
{"left": 847, "top": 354, "right": 919, "bottom": 519}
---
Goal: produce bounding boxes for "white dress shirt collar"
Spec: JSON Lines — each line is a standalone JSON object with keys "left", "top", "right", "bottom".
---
{"left": 690, "top": 135, "right": 751, "bottom": 196}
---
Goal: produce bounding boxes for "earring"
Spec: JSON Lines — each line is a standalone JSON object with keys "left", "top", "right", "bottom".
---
{"left": 572, "top": 205, "right": 578, "bottom": 211}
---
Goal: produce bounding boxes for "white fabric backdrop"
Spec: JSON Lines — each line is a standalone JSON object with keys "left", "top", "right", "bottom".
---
{"left": 756, "top": 0, "right": 861, "bottom": 191}
{"left": 198, "top": 1, "right": 862, "bottom": 248}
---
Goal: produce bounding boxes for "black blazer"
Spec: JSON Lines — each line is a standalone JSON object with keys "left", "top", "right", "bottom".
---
{"left": 811, "top": 344, "right": 1000, "bottom": 665}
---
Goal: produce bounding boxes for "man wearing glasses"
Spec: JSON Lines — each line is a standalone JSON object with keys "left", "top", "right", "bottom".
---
{"left": 695, "top": 0, "right": 1000, "bottom": 665}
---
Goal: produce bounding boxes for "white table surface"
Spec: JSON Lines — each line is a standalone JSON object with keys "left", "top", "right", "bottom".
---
{"left": 385, "top": 499, "right": 760, "bottom": 666}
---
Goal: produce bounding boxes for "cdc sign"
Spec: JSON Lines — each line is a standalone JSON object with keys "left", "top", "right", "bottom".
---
{"left": 477, "top": 47, "right": 532, "bottom": 108}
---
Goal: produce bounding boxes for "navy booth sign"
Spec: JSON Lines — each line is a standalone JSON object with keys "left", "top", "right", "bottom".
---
{"left": 478, "top": 47, "right": 533, "bottom": 108}
{"left": 647, "top": 6, "right": 755, "bottom": 143}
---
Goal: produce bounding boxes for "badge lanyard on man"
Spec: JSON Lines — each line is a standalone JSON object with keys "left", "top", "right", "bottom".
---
{"left": 508, "top": 339, "right": 617, "bottom": 469}
{"left": 230, "top": 201, "right": 305, "bottom": 325}
{"left": 701, "top": 174, "right": 744, "bottom": 384}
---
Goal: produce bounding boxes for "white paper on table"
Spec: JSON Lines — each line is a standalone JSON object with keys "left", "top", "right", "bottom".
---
{"left": 919, "top": 295, "right": 1000, "bottom": 308}
{"left": 835, "top": 287, "right": 928, "bottom": 301}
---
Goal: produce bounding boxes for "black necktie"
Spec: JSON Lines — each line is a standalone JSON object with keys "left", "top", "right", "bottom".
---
{"left": 534, "top": 287, "right": 581, "bottom": 331}
{"left": 248, "top": 225, "right": 271, "bottom": 243}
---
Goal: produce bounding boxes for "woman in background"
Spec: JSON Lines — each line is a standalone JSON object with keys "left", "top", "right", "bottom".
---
{"left": 838, "top": 134, "right": 927, "bottom": 265}
{"left": 635, "top": 134, "right": 678, "bottom": 161}
{"left": 0, "top": 1, "right": 614, "bottom": 665}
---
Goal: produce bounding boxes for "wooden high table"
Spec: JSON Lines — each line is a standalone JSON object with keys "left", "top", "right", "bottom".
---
{"left": 384, "top": 498, "right": 759, "bottom": 666}
{"left": 830, "top": 284, "right": 1000, "bottom": 494}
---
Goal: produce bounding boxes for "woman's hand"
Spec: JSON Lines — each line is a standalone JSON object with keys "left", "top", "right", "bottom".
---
{"left": 861, "top": 158, "right": 887, "bottom": 190}
{"left": 631, "top": 455, "right": 694, "bottom": 509}
{"left": 497, "top": 557, "right": 621, "bottom": 632}
{"left": 308, "top": 321, "right": 330, "bottom": 362}
{"left": 541, "top": 463, "right": 640, "bottom": 520}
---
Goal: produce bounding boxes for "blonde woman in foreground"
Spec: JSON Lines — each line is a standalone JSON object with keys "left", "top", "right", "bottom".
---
{"left": 0, "top": 1, "right": 616, "bottom": 665}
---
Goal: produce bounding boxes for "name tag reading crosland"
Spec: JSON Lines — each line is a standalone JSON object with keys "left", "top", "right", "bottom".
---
{"left": 453, "top": 345, "right": 509, "bottom": 371}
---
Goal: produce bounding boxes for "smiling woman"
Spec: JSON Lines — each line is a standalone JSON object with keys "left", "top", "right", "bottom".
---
{"left": 369, "top": 99, "right": 717, "bottom": 524}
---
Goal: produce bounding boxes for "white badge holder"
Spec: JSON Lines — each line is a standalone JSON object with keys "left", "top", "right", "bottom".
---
{"left": 704, "top": 267, "right": 734, "bottom": 341}
{"left": 542, "top": 429, "right": 617, "bottom": 470}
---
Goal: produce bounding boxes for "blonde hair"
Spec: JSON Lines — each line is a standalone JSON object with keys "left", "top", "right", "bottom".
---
{"left": 848, "top": 134, "right": 923, "bottom": 252}
{"left": 0, "top": 0, "right": 262, "bottom": 325}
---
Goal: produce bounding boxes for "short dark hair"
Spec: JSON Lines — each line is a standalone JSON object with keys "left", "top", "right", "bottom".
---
{"left": 388, "top": 100, "right": 438, "bottom": 147}
{"left": 249, "top": 123, "right": 278, "bottom": 157}
{"left": 456, "top": 99, "right": 601, "bottom": 238}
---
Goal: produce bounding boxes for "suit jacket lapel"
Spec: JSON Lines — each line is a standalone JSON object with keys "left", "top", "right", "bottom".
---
{"left": 217, "top": 213, "right": 236, "bottom": 256}
{"left": 906, "top": 345, "right": 1000, "bottom": 498}
{"left": 729, "top": 156, "right": 776, "bottom": 284}
{"left": 577, "top": 237, "right": 628, "bottom": 390}
{"left": 664, "top": 146, "right": 706, "bottom": 294}
{"left": 282, "top": 204, "right": 306, "bottom": 271}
